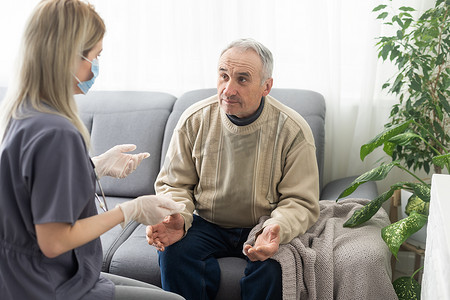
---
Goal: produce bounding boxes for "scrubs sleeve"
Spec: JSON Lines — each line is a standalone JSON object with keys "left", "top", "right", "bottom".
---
{"left": 22, "top": 127, "right": 95, "bottom": 225}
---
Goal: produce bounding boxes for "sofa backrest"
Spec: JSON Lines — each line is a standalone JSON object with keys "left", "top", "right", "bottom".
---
{"left": 162, "top": 88, "right": 326, "bottom": 189}
{"left": 0, "top": 87, "right": 326, "bottom": 194}
{"left": 75, "top": 91, "right": 177, "bottom": 197}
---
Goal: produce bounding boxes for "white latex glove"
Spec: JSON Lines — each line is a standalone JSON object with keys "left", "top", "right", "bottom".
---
{"left": 117, "top": 194, "right": 186, "bottom": 228}
{"left": 92, "top": 144, "right": 150, "bottom": 178}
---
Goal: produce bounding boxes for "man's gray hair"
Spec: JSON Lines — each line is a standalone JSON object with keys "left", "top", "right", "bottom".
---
{"left": 220, "top": 38, "right": 273, "bottom": 83}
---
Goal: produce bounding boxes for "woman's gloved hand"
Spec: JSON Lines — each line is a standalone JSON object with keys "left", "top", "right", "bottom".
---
{"left": 117, "top": 194, "right": 186, "bottom": 228}
{"left": 92, "top": 144, "right": 150, "bottom": 178}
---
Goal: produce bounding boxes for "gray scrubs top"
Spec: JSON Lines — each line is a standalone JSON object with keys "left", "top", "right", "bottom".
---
{"left": 0, "top": 107, "right": 114, "bottom": 299}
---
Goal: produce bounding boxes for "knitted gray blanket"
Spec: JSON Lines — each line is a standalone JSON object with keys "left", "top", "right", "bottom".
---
{"left": 245, "top": 198, "right": 398, "bottom": 300}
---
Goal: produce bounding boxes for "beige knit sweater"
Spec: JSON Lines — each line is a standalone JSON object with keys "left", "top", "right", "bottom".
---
{"left": 155, "top": 94, "right": 320, "bottom": 244}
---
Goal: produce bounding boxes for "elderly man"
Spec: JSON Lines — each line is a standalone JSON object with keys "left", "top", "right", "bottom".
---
{"left": 146, "top": 38, "right": 320, "bottom": 300}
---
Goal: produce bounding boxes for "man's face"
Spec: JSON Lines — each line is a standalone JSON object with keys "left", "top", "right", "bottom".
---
{"left": 217, "top": 47, "right": 273, "bottom": 118}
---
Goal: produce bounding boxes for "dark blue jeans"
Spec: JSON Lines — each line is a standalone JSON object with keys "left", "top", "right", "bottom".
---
{"left": 158, "top": 215, "right": 282, "bottom": 300}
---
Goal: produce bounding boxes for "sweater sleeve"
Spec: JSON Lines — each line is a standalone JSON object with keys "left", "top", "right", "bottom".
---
{"left": 262, "top": 138, "right": 320, "bottom": 244}
{"left": 154, "top": 128, "right": 198, "bottom": 233}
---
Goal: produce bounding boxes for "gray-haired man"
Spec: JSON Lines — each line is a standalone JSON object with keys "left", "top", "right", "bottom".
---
{"left": 146, "top": 38, "right": 320, "bottom": 300}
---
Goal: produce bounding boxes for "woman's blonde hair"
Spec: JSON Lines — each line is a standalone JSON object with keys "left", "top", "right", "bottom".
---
{"left": 0, "top": 0, "right": 105, "bottom": 146}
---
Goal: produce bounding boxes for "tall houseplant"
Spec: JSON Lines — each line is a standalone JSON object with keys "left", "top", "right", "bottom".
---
{"left": 337, "top": 0, "right": 450, "bottom": 298}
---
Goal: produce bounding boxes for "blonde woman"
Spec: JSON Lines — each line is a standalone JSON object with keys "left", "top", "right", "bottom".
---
{"left": 0, "top": 1, "right": 184, "bottom": 299}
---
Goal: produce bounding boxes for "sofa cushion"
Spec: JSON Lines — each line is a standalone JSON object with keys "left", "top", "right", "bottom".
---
{"left": 108, "top": 224, "right": 163, "bottom": 285}
{"left": 76, "top": 91, "right": 177, "bottom": 197}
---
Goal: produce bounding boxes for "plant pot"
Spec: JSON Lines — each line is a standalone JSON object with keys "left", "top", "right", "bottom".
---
{"left": 400, "top": 190, "right": 427, "bottom": 248}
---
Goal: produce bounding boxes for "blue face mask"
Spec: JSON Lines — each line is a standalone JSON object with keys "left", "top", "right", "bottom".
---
{"left": 75, "top": 55, "right": 99, "bottom": 94}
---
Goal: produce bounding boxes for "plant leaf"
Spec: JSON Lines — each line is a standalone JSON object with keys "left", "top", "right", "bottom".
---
{"left": 343, "top": 190, "right": 395, "bottom": 227}
{"left": 373, "top": 4, "right": 387, "bottom": 12}
{"left": 402, "top": 182, "right": 431, "bottom": 202}
{"left": 436, "top": 52, "right": 445, "bottom": 65}
{"left": 393, "top": 276, "right": 421, "bottom": 300}
{"left": 381, "top": 42, "right": 394, "bottom": 60}
{"left": 388, "top": 132, "right": 422, "bottom": 146}
{"left": 398, "top": 6, "right": 416, "bottom": 12}
{"left": 432, "top": 153, "right": 450, "bottom": 169}
{"left": 360, "top": 120, "right": 413, "bottom": 161}
{"left": 392, "top": 15, "right": 404, "bottom": 28}
{"left": 438, "top": 91, "right": 450, "bottom": 114}
{"left": 337, "top": 162, "right": 399, "bottom": 199}
{"left": 383, "top": 141, "right": 396, "bottom": 156}
{"left": 377, "top": 12, "right": 389, "bottom": 20}
{"left": 405, "top": 195, "right": 429, "bottom": 216}
{"left": 382, "top": 211, "right": 428, "bottom": 258}
{"left": 402, "top": 18, "right": 413, "bottom": 29}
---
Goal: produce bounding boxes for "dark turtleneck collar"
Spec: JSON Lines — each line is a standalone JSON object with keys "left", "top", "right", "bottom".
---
{"left": 226, "top": 97, "right": 265, "bottom": 126}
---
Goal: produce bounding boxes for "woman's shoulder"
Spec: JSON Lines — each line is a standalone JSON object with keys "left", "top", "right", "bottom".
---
{"left": 7, "top": 109, "right": 82, "bottom": 151}
{"left": 18, "top": 109, "right": 77, "bottom": 135}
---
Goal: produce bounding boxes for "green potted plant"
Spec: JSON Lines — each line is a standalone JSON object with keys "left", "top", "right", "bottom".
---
{"left": 337, "top": 0, "right": 450, "bottom": 298}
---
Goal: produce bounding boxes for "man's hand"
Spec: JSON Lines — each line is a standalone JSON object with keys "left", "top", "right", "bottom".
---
{"left": 243, "top": 224, "right": 280, "bottom": 261}
{"left": 146, "top": 213, "right": 185, "bottom": 251}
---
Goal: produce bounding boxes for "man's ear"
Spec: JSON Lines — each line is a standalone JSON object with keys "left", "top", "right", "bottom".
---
{"left": 262, "top": 78, "right": 273, "bottom": 97}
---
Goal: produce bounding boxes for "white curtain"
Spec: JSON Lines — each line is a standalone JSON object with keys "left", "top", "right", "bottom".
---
{"left": 0, "top": 0, "right": 435, "bottom": 189}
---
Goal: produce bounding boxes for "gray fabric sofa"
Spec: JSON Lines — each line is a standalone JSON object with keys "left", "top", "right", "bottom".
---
{"left": 0, "top": 87, "right": 378, "bottom": 300}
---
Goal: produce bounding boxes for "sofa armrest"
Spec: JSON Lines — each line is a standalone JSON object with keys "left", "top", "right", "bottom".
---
{"left": 320, "top": 176, "right": 378, "bottom": 201}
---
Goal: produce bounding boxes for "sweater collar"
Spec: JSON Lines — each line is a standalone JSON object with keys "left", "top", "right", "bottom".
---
{"left": 226, "top": 97, "right": 265, "bottom": 126}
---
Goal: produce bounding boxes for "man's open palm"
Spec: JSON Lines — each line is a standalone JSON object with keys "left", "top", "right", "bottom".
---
{"left": 243, "top": 223, "right": 280, "bottom": 261}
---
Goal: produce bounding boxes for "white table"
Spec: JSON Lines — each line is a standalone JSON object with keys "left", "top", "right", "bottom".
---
{"left": 421, "top": 174, "right": 450, "bottom": 299}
